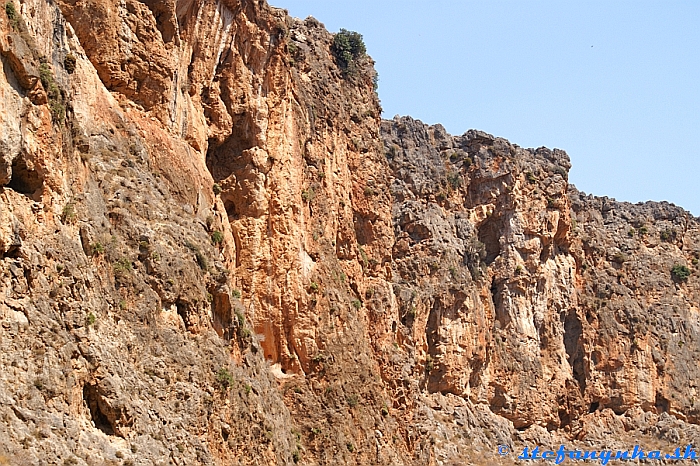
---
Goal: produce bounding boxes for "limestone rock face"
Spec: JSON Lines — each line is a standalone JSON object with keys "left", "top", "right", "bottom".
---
{"left": 1, "top": 0, "right": 700, "bottom": 464}
{"left": 382, "top": 117, "right": 578, "bottom": 431}
{"left": 380, "top": 116, "right": 700, "bottom": 463}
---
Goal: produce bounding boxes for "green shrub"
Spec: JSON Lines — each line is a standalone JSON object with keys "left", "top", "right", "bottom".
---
{"left": 5, "top": 2, "right": 19, "bottom": 30}
{"left": 309, "top": 281, "right": 319, "bottom": 292}
{"left": 86, "top": 312, "right": 96, "bottom": 326}
{"left": 5, "top": 1, "right": 16, "bottom": 18}
{"left": 407, "top": 306, "right": 416, "bottom": 318}
{"left": 331, "top": 29, "right": 366, "bottom": 75}
{"left": 235, "top": 309, "right": 245, "bottom": 327}
{"left": 359, "top": 246, "right": 369, "bottom": 268}
{"left": 61, "top": 202, "right": 76, "bottom": 224}
{"left": 351, "top": 299, "right": 362, "bottom": 309}
{"left": 63, "top": 54, "right": 76, "bottom": 74}
{"left": 672, "top": 264, "right": 691, "bottom": 282}
{"left": 346, "top": 394, "right": 359, "bottom": 407}
{"left": 425, "top": 354, "right": 433, "bottom": 372}
{"left": 211, "top": 230, "right": 224, "bottom": 245}
{"left": 212, "top": 183, "right": 222, "bottom": 195}
{"left": 216, "top": 368, "right": 234, "bottom": 390}
{"left": 301, "top": 188, "right": 314, "bottom": 203}
{"left": 90, "top": 242, "right": 104, "bottom": 256}
{"left": 447, "top": 171, "right": 462, "bottom": 189}
{"left": 232, "top": 289, "right": 241, "bottom": 299}
{"left": 39, "top": 63, "right": 66, "bottom": 123}
{"left": 113, "top": 257, "right": 132, "bottom": 274}
{"left": 660, "top": 229, "right": 675, "bottom": 242}
{"left": 49, "top": 94, "right": 66, "bottom": 123}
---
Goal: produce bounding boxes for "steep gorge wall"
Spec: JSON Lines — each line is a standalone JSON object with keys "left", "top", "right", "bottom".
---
{"left": 0, "top": 0, "right": 406, "bottom": 463}
{"left": 0, "top": 0, "right": 302, "bottom": 463}
{"left": 1, "top": 0, "right": 700, "bottom": 464}
{"left": 381, "top": 118, "right": 579, "bottom": 431}
{"left": 380, "top": 116, "right": 700, "bottom": 463}
{"left": 570, "top": 189, "right": 700, "bottom": 423}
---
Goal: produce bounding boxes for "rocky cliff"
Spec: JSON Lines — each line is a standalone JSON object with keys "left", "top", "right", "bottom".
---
{"left": 1, "top": 0, "right": 699, "bottom": 464}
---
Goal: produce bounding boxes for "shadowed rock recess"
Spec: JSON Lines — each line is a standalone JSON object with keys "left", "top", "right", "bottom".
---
{"left": 1, "top": 0, "right": 699, "bottom": 464}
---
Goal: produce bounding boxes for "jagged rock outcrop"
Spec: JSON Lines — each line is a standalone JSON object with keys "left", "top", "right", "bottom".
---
{"left": 570, "top": 189, "right": 700, "bottom": 422}
{"left": 0, "top": 0, "right": 302, "bottom": 463}
{"left": 1, "top": 0, "right": 700, "bottom": 464}
{"left": 381, "top": 117, "right": 580, "bottom": 430}
{"left": 379, "top": 116, "right": 700, "bottom": 463}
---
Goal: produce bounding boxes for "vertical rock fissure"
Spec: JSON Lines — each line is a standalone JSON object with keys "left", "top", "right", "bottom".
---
{"left": 478, "top": 214, "right": 501, "bottom": 265}
{"left": 563, "top": 308, "right": 586, "bottom": 394}
{"left": 83, "top": 384, "right": 115, "bottom": 436}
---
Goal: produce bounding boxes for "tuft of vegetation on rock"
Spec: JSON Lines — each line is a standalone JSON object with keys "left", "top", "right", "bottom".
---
{"left": 5, "top": 1, "right": 19, "bottom": 30}
{"left": 331, "top": 28, "right": 366, "bottom": 76}
{"left": 63, "top": 53, "right": 76, "bottom": 74}
{"left": 61, "top": 202, "right": 76, "bottom": 223}
{"left": 211, "top": 230, "right": 223, "bottom": 245}
{"left": 672, "top": 264, "right": 691, "bottom": 282}
{"left": 216, "top": 368, "right": 234, "bottom": 390}
{"left": 39, "top": 61, "right": 66, "bottom": 123}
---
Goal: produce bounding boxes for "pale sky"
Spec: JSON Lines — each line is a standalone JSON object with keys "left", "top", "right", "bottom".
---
{"left": 274, "top": 1, "right": 700, "bottom": 216}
